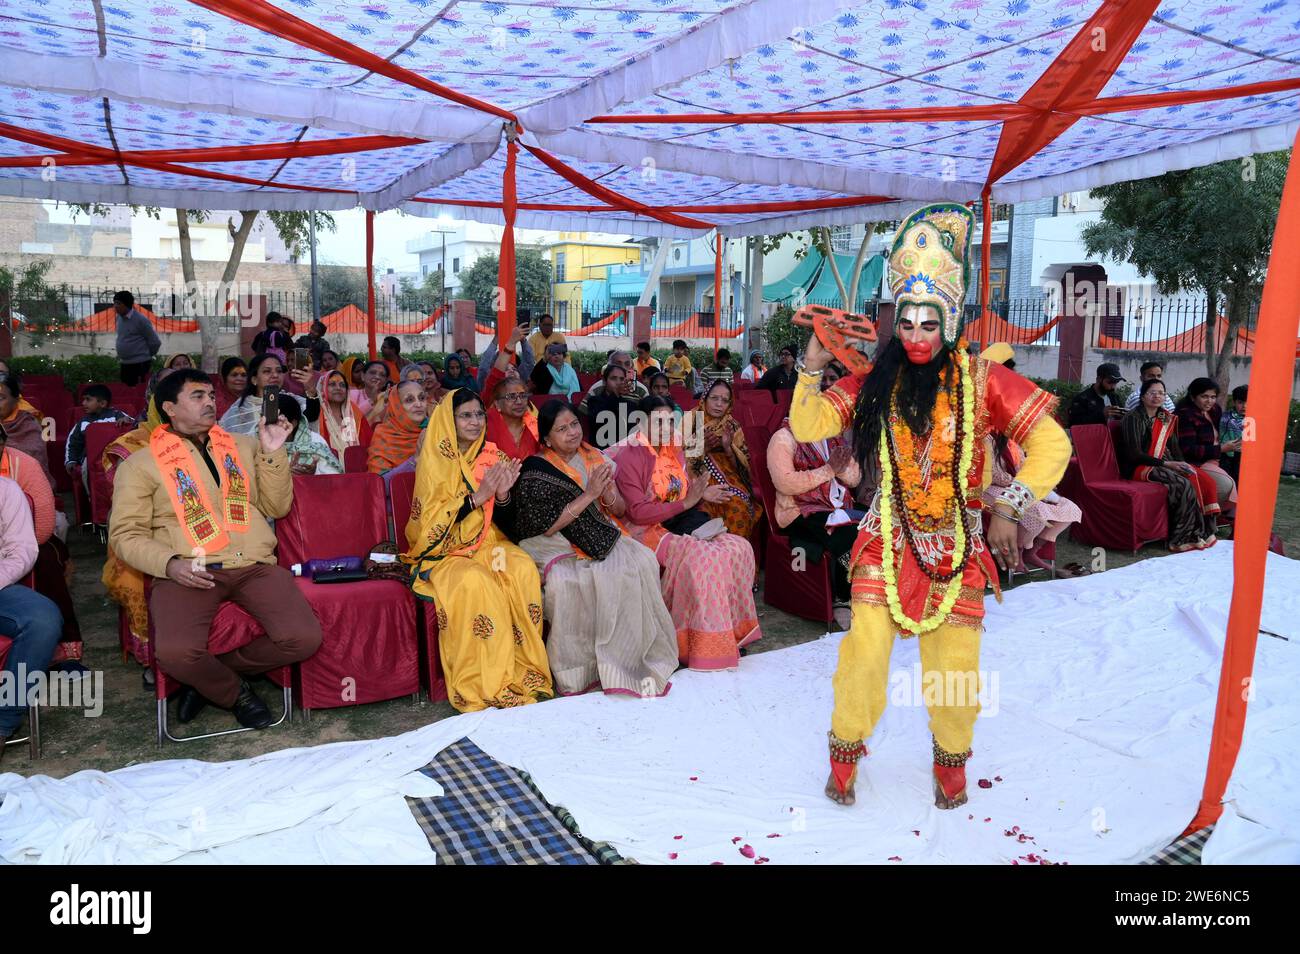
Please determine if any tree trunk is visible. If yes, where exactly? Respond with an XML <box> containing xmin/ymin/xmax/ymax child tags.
<box><xmin>1202</xmin><ymin>283</ymin><xmax>1218</xmax><ymax>379</ymax></box>
<box><xmin>816</xmin><ymin>227</ymin><xmax>850</xmax><ymax>308</ymax></box>
<box><xmin>845</xmin><ymin>226</ymin><xmax>874</xmax><ymax>311</ymax></box>
<box><xmin>207</xmin><ymin>211</ymin><xmax>259</xmax><ymax>373</ymax></box>
<box><xmin>1212</xmin><ymin>282</ymin><xmax>1250</xmax><ymax>399</ymax></box>
<box><xmin>176</xmin><ymin>210</ymin><xmax>198</xmax><ymax>360</ymax></box>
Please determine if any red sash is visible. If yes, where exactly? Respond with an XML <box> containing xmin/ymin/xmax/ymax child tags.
<box><xmin>1133</xmin><ymin>412</ymin><xmax>1176</xmax><ymax>482</ymax></box>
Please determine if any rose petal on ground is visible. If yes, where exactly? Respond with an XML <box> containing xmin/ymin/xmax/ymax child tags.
<box><xmin>740</xmin><ymin>844</ymin><xmax>756</xmax><ymax>858</ymax></box>
<box><xmin>668</xmin><ymin>853</ymin><xmax>678</xmax><ymax>860</ymax></box>
<box><xmin>978</xmin><ymin>778</ymin><xmax>993</xmax><ymax>789</ymax></box>
<box><xmin>994</xmin><ymin>775</ymin><xmax>1003</xmax><ymax>782</ymax></box>
<box><xmin>673</xmin><ymin>835</ymin><xmax>683</xmax><ymax>840</ymax></box>
<box><xmin>731</xmin><ymin>836</ymin><xmax>742</xmax><ymax>844</ymax></box>
<box><xmin>888</xmin><ymin>856</ymin><xmax>902</xmax><ymax>862</ymax></box>
<box><xmin>767</xmin><ymin>833</ymin><xmax>781</xmax><ymax>838</ymax></box>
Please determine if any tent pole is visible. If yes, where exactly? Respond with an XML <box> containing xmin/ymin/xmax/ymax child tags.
<box><xmin>979</xmin><ymin>186</ymin><xmax>992</xmax><ymax>353</ymax></box>
<box><xmin>308</xmin><ymin>211</ymin><xmax>320</xmax><ymax>323</ymax></box>
<box><xmin>1186</xmin><ymin>131</ymin><xmax>1300</xmax><ymax>834</ymax></box>
<box><xmin>496</xmin><ymin>130</ymin><xmax>519</xmax><ymax>349</ymax></box>
<box><xmin>365</xmin><ymin>210</ymin><xmax>376</xmax><ymax>361</ymax></box>
<box><xmin>714</xmin><ymin>230</ymin><xmax>723</xmax><ymax>359</ymax></box>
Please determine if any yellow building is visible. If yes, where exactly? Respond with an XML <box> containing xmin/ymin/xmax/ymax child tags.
<box><xmin>544</xmin><ymin>232</ymin><xmax>640</xmax><ymax>328</ymax></box>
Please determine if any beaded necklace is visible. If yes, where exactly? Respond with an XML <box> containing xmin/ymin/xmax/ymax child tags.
<box><xmin>877</xmin><ymin>349</ymin><xmax>976</xmax><ymax>633</ymax></box>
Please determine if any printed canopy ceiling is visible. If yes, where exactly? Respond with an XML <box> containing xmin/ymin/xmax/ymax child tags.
<box><xmin>1</xmin><ymin>0</ymin><xmax>1297</xmax><ymax>235</ymax></box>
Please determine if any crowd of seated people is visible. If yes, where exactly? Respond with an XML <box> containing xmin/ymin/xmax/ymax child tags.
<box><xmin>15</xmin><ymin>314</ymin><xmax>1239</xmax><ymax>756</ymax></box>
<box><xmin>1062</xmin><ymin>358</ymin><xmax>1242</xmax><ymax>554</ymax></box>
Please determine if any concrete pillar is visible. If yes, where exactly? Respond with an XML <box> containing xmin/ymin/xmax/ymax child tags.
<box><xmin>875</xmin><ymin>301</ymin><xmax>896</xmax><ymax>349</ymax></box>
<box><xmin>629</xmin><ymin>305</ymin><xmax>652</xmax><ymax>346</ymax></box>
<box><xmin>452</xmin><ymin>299</ymin><xmax>478</xmax><ymax>356</ymax></box>
<box><xmin>237</xmin><ymin>293</ymin><xmax>267</xmax><ymax>357</ymax></box>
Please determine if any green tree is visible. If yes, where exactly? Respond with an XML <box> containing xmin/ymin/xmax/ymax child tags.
<box><xmin>309</xmin><ymin>265</ymin><xmax>370</xmax><ymax>316</ymax></box>
<box><xmin>0</xmin><ymin>259</ymin><xmax>66</xmax><ymax>347</ymax></box>
<box><xmin>70</xmin><ymin>204</ymin><xmax>336</xmax><ymax>371</ymax></box>
<box><xmin>1081</xmin><ymin>151</ymin><xmax>1288</xmax><ymax>390</ymax></box>
<box><xmin>457</xmin><ymin>246</ymin><xmax>552</xmax><ymax>319</ymax></box>
<box><xmin>397</xmin><ymin>268</ymin><xmax>445</xmax><ymax>312</ymax></box>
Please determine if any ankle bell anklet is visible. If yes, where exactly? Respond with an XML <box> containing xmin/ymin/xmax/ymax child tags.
<box><xmin>932</xmin><ymin>737</ymin><xmax>972</xmax><ymax>767</ymax></box>
<box><xmin>828</xmin><ymin>731</ymin><xmax>867</xmax><ymax>764</ymax></box>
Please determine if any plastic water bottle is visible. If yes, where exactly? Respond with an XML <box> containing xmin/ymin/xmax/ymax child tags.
<box><xmin>291</xmin><ymin>556</ymin><xmax>365</xmax><ymax>578</ymax></box>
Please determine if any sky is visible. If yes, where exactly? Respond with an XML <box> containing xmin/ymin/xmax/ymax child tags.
<box><xmin>315</xmin><ymin>209</ymin><xmax>559</xmax><ymax>273</ymax></box>
<box><xmin>39</xmin><ymin>200</ymin><xmax>573</xmax><ymax>275</ymax></box>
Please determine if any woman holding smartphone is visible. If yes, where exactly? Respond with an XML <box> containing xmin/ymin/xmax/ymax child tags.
<box><xmin>219</xmin><ymin>353</ymin><xmax>320</xmax><ymax>436</ymax></box>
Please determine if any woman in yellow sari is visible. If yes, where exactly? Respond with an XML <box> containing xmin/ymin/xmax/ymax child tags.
<box><xmin>688</xmin><ymin>379</ymin><xmax>763</xmax><ymax>540</ymax></box>
<box><xmin>404</xmin><ymin>389</ymin><xmax>554</xmax><ymax>712</ymax></box>
<box><xmin>101</xmin><ymin>396</ymin><xmax>163</xmax><ymax>667</ymax></box>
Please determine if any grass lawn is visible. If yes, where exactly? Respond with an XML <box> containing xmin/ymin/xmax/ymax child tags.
<box><xmin>8</xmin><ymin>482</ymin><xmax>1300</xmax><ymax>780</ymax></box>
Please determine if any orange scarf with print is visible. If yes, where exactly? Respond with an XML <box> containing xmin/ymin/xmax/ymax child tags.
<box><xmin>637</xmin><ymin>431</ymin><xmax>688</xmax><ymax>503</ymax></box>
<box><xmin>150</xmin><ymin>424</ymin><xmax>251</xmax><ymax>554</ymax></box>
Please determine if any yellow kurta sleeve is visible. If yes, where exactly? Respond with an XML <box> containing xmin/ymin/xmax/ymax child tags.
<box><xmin>790</xmin><ymin>371</ymin><xmax>856</xmax><ymax>443</ymax></box>
<box><xmin>1007</xmin><ymin>414</ymin><xmax>1071</xmax><ymax>501</ymax></box>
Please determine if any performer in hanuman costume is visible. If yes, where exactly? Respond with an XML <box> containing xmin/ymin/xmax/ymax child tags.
<box><xmin>791</xmin><ymin>203</ymin><xmax>1071</xmax><ymax>809</ymax></box>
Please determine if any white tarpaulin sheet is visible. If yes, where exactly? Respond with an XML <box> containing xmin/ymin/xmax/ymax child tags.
<box><xmin>2</xmin><ymin>542</ymin><xmax>1296</xmax><ymax>865</ymax></box>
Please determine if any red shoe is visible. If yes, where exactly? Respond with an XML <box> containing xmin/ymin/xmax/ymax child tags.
<box><xmin>932</xmin><ymin>738</ymin><xmax>971</xmax><ymax>809</ymax></box>
<box><xmin>932</xmin><ymin>763</ymin><xmax>968</xmax><ymax>809</ymax></box>
<box><xmin>828</xmin><ymin>731</ymin><xmax>867</xmax><ymax>800</ymax></box>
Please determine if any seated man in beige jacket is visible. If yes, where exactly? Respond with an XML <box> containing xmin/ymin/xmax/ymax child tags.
<box><xmin>109</xmin><ymin>368</ymin><xmax>322</xmax><ymax>729</ymax></box>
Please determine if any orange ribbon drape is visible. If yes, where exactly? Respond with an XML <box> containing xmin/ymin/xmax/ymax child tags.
<box><xmin>1186</xmin><ymin>131</ymin><xmax>1300</xmax><ymax>833</ymax></box>
<box><xmin>497</xmin><ymin>134</ymin><xmax>519</xmax><ymax>348</ymax></box>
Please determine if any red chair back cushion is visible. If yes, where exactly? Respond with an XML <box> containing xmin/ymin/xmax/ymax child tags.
<box><xmin>389</xmin><ymin>469</ymin><xmax>417</xmax><ymax>553</ymax></box>
<box><xmin>343</xmin><ymin>445</ymin><xmax>368</xmax><ymax>473</ymax></box>
<box><xmin>275</xmin><ymin>473</ymin><xmax>388</xmax><ymax>566</ymax></box>
<box><xmin>1070</xmin><ymin>424</ymin><xmax>1121</xmax><ymax>482</ymax></box>
<box><xmin>741</xmin><ymin>423</ymin><xmax>787</xmax><ymax>538</ymax></box>
<box><xmin>86</xmin><ymin>420</ymin><xmax>137</xmax><ymax>525</ymax></box>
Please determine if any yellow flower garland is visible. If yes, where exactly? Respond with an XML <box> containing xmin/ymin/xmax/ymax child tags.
<box><xmin>878</xmin><ymin>349</ymin><xmax>976</xmax><ymax>634</ymax></box>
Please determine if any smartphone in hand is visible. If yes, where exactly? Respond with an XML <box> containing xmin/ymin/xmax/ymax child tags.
<box><xmin>293</xmin><ymin>348</ymin><xmax>311</xmax><ymax>371</ymax></box>
<box><xmin>263</xmin><ymin>385</ymin><xmax>281</xmax><ymax>425</ymax></box>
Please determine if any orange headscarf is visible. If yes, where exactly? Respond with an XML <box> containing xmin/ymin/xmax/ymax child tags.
<box><xmin>367</xmin><ymin>383</ymin><xmax>426</xmax><ymax>473</ymax></box>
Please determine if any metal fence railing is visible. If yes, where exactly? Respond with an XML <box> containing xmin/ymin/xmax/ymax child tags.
<box><xmin>1</xmin><ymin>287</ymin><xmax>750</xmax><ymax>341</ymax></box>
<box><xmin>7</xmin><ymin>286</ymin><xmax>1257</xmax><ymax>358</ymax></box>
<box><xmin>959</xmin><ymin>296</ymin><xmax>1261</xmax><ymax>357</ymax></box>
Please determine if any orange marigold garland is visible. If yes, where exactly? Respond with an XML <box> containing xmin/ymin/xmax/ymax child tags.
<box><xmin>878</xmin><ymin>349</ymin><xmax>976</xmax><ymax>634</ymax></box>
<box><xmin>892</xmin><ymin>389</ymin><xmax>956</xmax><ymax>527</ymax></box>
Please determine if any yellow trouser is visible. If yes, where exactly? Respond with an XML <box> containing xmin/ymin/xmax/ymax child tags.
<box><xmin>831</xmin><ymin>603</ymin><xmax>982</xmax><ymax>758</ymax></box>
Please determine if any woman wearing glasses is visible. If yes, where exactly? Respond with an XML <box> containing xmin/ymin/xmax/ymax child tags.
<box><xmin>404</xmin><ymin>389</ymin><xmax>553</xmax><ymax>711</ymax></box>
<box><xmin>498</xmin><ymin>401</ymin><xmax>677</xmax><ymax>698</ymax></box>
<box><xmin>484</xmin><ymin>368</ymin><xmax>540</xmax><ymax>461</ymax></box>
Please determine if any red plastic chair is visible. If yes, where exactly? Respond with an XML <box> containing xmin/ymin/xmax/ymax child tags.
<box><xmin>744</xmin><ymin>421</ymin><xmax>835</xmax><ymax>626</ymax></box>
<box><xmin>529</xmin><ymin>392</ymin><xmax>572</xmax><ymax>412</ymax></box>
<box><xmin>273</xmin><ymin>473</ymin><xmax>420</xmax><ymax>712</ymax></box>
<box><xmin>669</xmin><ymin>386</ymin><xmax>698</xmax><ymax>411</ymax></box>
<box><xmin>343</xmin><ymin>445</ymin><xmax>368</xmax><ymax>473</ymax></box>
<box><xmin>1058</xmin><ymin>424</ymin><xmax>1167</xmax><ymax>552</ymax></box>
<box><xmin>734</xmin><ymin>389</ymin><xmax>775</xmax><ymax>428</ymax></box>
<box><xmin>86</xmin><ymin>420</ymin><xmax>136</xmax><ymax>527</ymax></box>
<box><xmin>388</xmin><ymin>468</ymin><xmax>448</xmax><ymax>702</ymax></box>
<box><xmin>0</xmin><ymin>636</ymin><xmax>39</xmax><ymax>759</ymax></box>
<box><xmin>1</xmin><ymin>513</ymin><xmax>42</xmax><ymax>758</ymax></box>
<box><xmin>149</xmin><ymin>589</ymin><xmax>294</xmax><ymax>746</ymax></box>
